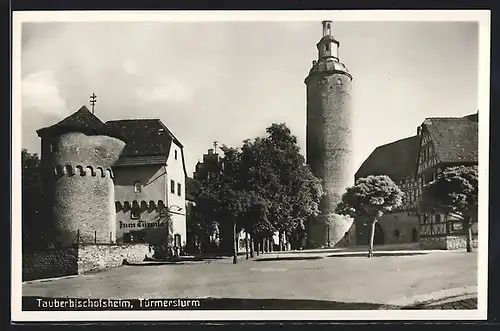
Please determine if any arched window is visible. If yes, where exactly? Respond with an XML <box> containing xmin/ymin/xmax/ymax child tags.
<box><xmin>131</xmin><ymin>207</ymin><xmax>140</xmax><ymax>220</ymax></box>
<box><xmin>393</xmin><ymin>229</ymin><xmax>400</xmax><ymax>238</ymax></box>
<box><xmin>134</xmin><ymin>181</ymin><xmax>142</xmax><ymax>193</ymax></box>
<box><xmin>131</xmin><ymin>201</ymin><xmax>141</xmax><ymax>220</ymax></box>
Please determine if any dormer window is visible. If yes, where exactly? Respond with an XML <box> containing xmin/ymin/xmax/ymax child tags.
<box><xmin>133</xmin><ymin>181</ymin><xmax>142</xmax><ymax>193</ymax></box>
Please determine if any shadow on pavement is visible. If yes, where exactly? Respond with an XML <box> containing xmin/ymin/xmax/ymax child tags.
<box><xmin>327</xmin><ymin>252</ymin><xmax>428</xmax><ymax>258</ymax></box>
<box><xmin>254</xmin><ymin>256</ymin><xmax>324</xmax><ymax>262</ymax></box>
<box><xmin>22</xmin><ymin>296</ymin><xmax>384</xmax><ymax>310</ymax></box>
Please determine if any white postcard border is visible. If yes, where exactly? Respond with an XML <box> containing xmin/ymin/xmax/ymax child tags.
<box><xmin>11</xmin><ymin>9</ymin><xmax>491</xmax><ymax>322</ymax></box>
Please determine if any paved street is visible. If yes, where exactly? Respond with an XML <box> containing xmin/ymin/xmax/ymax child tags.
<box><xmin>23</xmin><ymin>250</ymin><xmax>477</xmax><ymax>308</ymax></box>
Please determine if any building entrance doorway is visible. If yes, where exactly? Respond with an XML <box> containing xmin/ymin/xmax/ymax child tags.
<box><xmin>374</xmin><ymin>223</ymin><xmax>385</xmax><ymax>245</ymax></box>
<box><xmin>412</xmin><ymin>228</ymin><xmax>418</xmax><ymax>242</ymax></box>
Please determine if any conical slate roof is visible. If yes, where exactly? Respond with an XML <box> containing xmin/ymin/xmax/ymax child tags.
<box><xmin>36</xmin><ymin>105</ymin><xmax>125</xmax><ymax>141</ymax></box>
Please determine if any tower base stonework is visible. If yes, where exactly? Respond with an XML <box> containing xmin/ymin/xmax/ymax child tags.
<box><xmin>308</xmin><ymin>213</ymin><xmax>354</xmax><ymax>248</ymax></box>
<box><xmin>305</xmin><ymin>21</ymin><xmax>354</xmax><ymax>248</ymax></box>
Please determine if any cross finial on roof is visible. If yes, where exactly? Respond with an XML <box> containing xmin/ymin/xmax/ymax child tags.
<box><xmin>213</xmin><ymin>140</ymin><xmax>218</xmax><ymax>151</ymax></box>
<box><xmin>90</xmin><ymin>92</ymin><xmax>97</xmax><ymax>115</ymax></box>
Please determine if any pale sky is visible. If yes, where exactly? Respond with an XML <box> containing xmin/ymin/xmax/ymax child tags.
<box><xmin>20</xmin><ymin>20</ymin><xmax>479</xmax><ymax>180</ymax></box>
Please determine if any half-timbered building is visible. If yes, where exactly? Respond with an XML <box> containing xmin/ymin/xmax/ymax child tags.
<box><xmin>416</xmin><ymin>112</ymin><xmax>478</xmax><ymax>249</ymax></box>
<box><xmin>349</xmin><ymin>112</ymin><xmax>478</xmax><ymax>250</ymax></box>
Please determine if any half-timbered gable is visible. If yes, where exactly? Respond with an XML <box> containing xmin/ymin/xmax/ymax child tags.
<box><xmin>416</xmin><ymin>113</ymin><xmax>478</xmax><ymax>246</ymax></box>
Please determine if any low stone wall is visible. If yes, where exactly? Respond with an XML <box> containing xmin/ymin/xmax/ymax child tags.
<box><xmin>446</xmin><ymin>235</ymin><xmax>478</xmax><ymax>250</ymax></box>
<box><xmin>22</xmin><ymin>248</ymin><xmax>78</xmax><ymax>282</ymax></box>
<box><xmin>23</xmin><ymin>244</ymin><xmax>152</xmax><ymax>281</ymax></box>
<box><xmin>419</xmin><ymin>237</ymin><xmax>447</xmax><ymax>250</ymax></box>
<box><xmin>420</xmin><ymin>235</ymin><xmax>478</xmax><ymax>250</ymax></box>
<box><xmin>78</xmin><ymin>243</ymin><xmax>151</xmax><ymax>274</ymax></box>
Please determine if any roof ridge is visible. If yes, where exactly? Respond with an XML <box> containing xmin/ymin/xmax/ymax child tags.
<box><xmin>424</xmin><ymin>116</ymin><xmax>476</xmax><ymax>121</ymax></box>
<box><xmin>373</xmin><ymin>135</ymin><xmax>420</xmax><ymax>150</ymax></box>
<box><xmin>105</xmin><ymin>118</ymin><xmax>161</xmax><ymax>123</ymax></box>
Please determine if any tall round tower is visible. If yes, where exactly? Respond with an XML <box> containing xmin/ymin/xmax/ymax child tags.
<box><xmin>37</xmin><ymin>106</ymin><xmax>126</xmax><ymax>247</ymax></box>
<box><xmin>305</xmin><ymin>21</ymin><xmax>354</xmax><ymax>248</ymax></box>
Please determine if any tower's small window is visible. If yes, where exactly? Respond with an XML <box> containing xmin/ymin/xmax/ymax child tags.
<box><xmin>177</xmin><ymin>183</ymin><xmax>182</xmax><ymax>196</ymax></box>
<box><xmin>174</xmin><ymin>150</ymin><xmax>178</xmax><ymax>160</ymax></box>
<box><xmin>131</xmin><ymin>207</ymin><xmax>141</xmax><ymax>220</ymax></box>
<box><xmin>133</xmin><ymin>181</ymin><xmax>141</xmax><ymax>193</ymax></box>
<box><xmin>49</xmin><ymin>144</ymin><xmax>53</xmax><ymax>152</ymax></box>
<box><xmin>170</xmin><ymin>180</ymin><xmax>175</xmax><ymax>194</ymax></box>
<box><xmin>325</xmin><ymin>43</ymin><xmax>330</xmax><ymax>52</ymax></box>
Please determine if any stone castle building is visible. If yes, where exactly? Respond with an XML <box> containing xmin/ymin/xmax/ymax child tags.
<box><xmin>36</xmin><ymin>105</ymin><xmax>188</xmax><ymax>250</ymax></box>
<box><xmin>305</xmin><ymin>20</ymin><xmax>354</xmax><ymax>247</ymax></box>
<box><xmin>352</xmin><ymin>112</ymin><xmax>478</xmax><ymax>249</ymax></box>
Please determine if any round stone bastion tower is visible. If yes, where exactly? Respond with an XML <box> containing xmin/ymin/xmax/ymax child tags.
<box><xmin>37</xmin><ymin>106</ymin><xmax>126</xmax><ymax>247</ymax></box>
<box><xmin>305</xmin><ymin>21</ymin><xmax>354</xmax><ymax>248</ymax></box>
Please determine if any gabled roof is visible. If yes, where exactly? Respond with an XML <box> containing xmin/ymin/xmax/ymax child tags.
<box><xmin>185</xmin><ymin>177</ymin><xmax>199</xmax><ymax>202</ymax></box>
<box><xmin>463</xmin><ymin>112</ymin><xmax>478</xmax><ymax>122</ymax></box>
<box><xmin>422</xmin><ymin>115</ymin><xmax>478</xmax><ymax>163</ymax></box>
<box><xmin>113</xmin><ymin>155</ymin><xmax>167</xmax><ymax>167</ymax></box>
<box><xmin>355</xmin><ymin>135</ymin><xmax>421</xmax><ymax>182</ymax></box>
<box><xmin>104</xmin><ymin>119</ymin><xmax>183</xmax><ymax>158</ymax></box>
<box><xmin>36</xmin><ymin>106</ymin><xmax>124</xmax><ymax>140</ymax></box>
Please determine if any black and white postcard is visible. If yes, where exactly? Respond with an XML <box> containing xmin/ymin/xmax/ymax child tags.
<box><xmin>11</xmin><ymin>10</ymin><xmax>490</xmax><ymax>322</ymax></box>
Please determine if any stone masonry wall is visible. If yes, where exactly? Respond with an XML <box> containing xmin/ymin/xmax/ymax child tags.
<box><xmin>419</xmin><ymin>237</ymin><xmax>447</xmax><ymax>250</ymax></box>
<box><xmin>420</xmin><ymin>235</ymin><xmax>478</xmax><ymax>250</ymax></box>
<box><xmin>306</xmin><ymin>70</ymin><xmax>353</xmax><ymax>247</ymax></box>
<box><xmin>78</xmin><ymin>244</ymin><xmax>152</xmax><ymax>274</ymax></box>
<box><xmin>49</xmin><ymin>132</ymin><xmax>125</xmax><ymax>246</ymax></box>
<box><xmin>53</xmin><ymin>171</ymin><xmax>113</xmax><ymax>245</ymax></box>
<box><xmin>22</xmin><ymin>244</ymin><xmax>152</xmax><ymax>281</ymax></box>
<box><xmin>446</xmin><ymin>235</ymin><xmax>478</xmax><ymax>250</ymax></box>
<box><xmin>22</xmin><ymin>248</ymin><xmax>78</xmax><ymax>281</ymax></box>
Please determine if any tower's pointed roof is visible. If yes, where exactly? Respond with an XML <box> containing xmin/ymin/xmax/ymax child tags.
<box><xmin>53</xmin><ymin>105</ymin><xmax>102</xmax><ymax>129</ymax></box>
<box><xmin>36</xmin><ymin>105</ymin><xmax>125</xmax><ymax>141</ymax></box>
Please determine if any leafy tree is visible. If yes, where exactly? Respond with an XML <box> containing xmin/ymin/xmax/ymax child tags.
<box><xmin>21</xmin><ymin>149</ymin><xmax>43</xmax><ymax>252</ymax></box>
<box><xmin>419</xmin><ymin>165</ymin><xmax>478</xmax><ymax>252</ymax></box>
<box><xmin>186</xmin><ymin>178</ymin><xmax>218</xmax><ymax>254</ymax></box>
<box><xmin>196</xmin><ymin>146</ymin><xmax>250</xmax><ymax>263</ymax></box>
<box><xmin>336</xmin><ymin>175</ymin><xmax>403</xmax><ymax>257</ymax></box>
<box><xmin>193</xmin><ymin>123</ymin><xmax>323</xmax><ymax>260</ymax></box>
<box><xmin>240</xmin><ymin>123</ymin><xmax>323</xmax><ymax>250</ymax></box>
